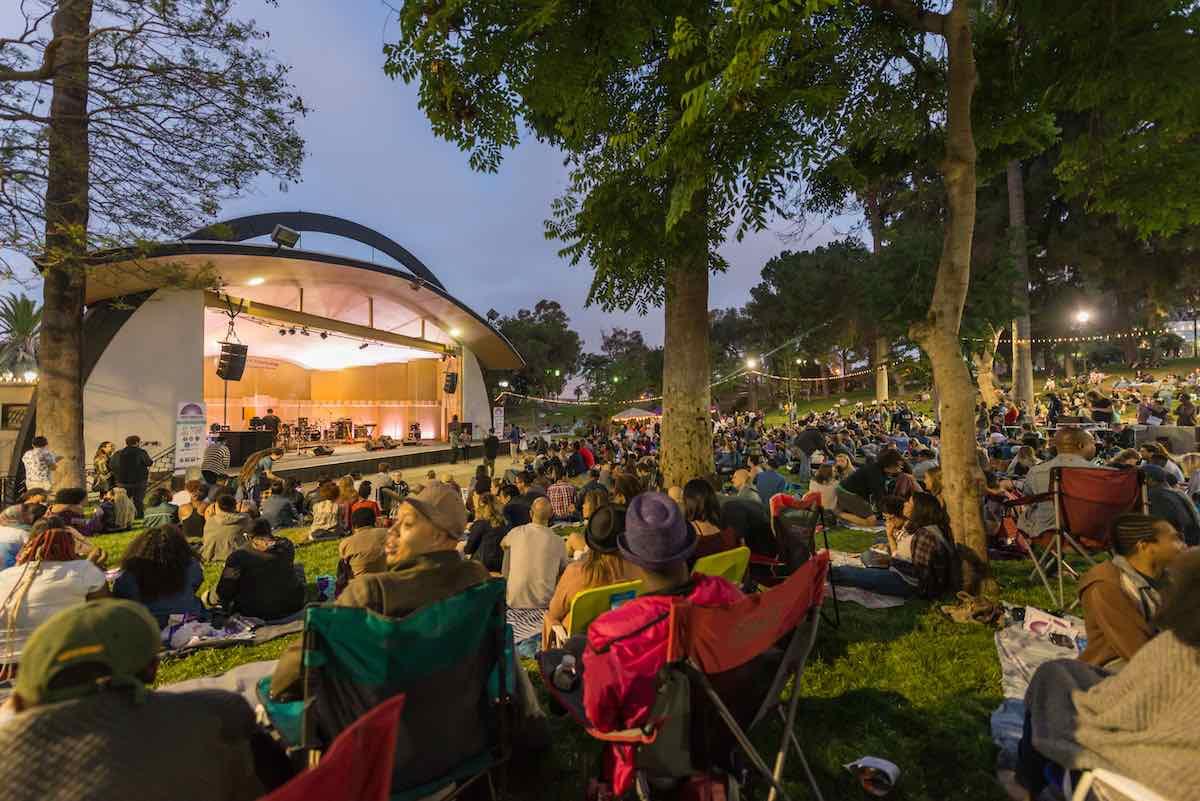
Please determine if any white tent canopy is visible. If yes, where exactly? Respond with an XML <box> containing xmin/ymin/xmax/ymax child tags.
<box><xmin>612</xmin><ymin>407</ymin><xmax>661</xmax><ymax>421</ymax></box>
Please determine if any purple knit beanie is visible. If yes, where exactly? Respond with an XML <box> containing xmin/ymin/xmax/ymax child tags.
<box><xmin>618</xmin><ymin>492</ymin><xmax>696</xmax><ymax>571</ymax></box>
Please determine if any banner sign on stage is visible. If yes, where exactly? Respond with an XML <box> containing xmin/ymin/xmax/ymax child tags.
<box><xmin>492</xmin><ymin>406</ymin><xmax>505</xmax><ymax>435</ymax></box>
<box><xmin>174</xmin><ymin>401</ymin><xmax>208</xmax><ymax>472</ymax></box>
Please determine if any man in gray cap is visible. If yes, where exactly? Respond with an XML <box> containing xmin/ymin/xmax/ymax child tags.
<box><xmin>271</xmin><ymin>480</ymin><xmax>486</xmax><ymax>698</ymax></box>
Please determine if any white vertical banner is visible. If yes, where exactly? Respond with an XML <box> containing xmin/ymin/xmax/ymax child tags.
<box><xmin>492</xmin><ymin>406</ymin><xmax>505</xmax><ymax>435</ymax></box>
<box><xmin>174</xmin><ymin>401</ymin><xmax>208</xmax><ymax>472</ymax></box>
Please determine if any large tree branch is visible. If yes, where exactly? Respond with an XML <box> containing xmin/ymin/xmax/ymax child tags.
<box><xmin>858</xmin><ymin>0</ymin><xmax>946</xmax><ymax>36</ymax></box>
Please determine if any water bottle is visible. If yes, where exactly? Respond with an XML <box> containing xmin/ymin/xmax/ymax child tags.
<box><xmin>552</xmin><ymin>654</ymin><xmax>579</xmax><ymax>692</ymax></box>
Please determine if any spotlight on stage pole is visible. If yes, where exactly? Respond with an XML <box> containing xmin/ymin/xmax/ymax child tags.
<box><xmin>270</xmin><ymin>224</ymin><xmax>301</xmax><ymax>248</ymax></box>
<box><xmin>359</xmin><ymin>342</ymin><xmax>369</xmax><ymax>350</ymax></box>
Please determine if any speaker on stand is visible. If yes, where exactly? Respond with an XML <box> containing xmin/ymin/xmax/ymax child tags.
<box><xmin>217</xmin><ymin>342</ymin><xmax>248</xmax><ymax>427</ymax></box>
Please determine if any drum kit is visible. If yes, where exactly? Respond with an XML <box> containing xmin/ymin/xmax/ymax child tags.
<box><xmin>276</xmin><ymin>415</ymin><xmax>393</xmax><ymax>456</ymax></box>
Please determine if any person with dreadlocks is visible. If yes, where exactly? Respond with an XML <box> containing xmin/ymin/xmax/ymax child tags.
<box><xmin>238</xmin><ymin>447</ymin><xmax>284</xmax><ymax>505</ymax></box>
<box><xmin>1076</xmin><ymin>513</ymin><xmax>1184</xmax><ymax>672</ymax></box>
<box><xmin>112</xmin><ymin>525</ymin><xmax>206</xmax><ymax>627</ymax></box>
<box><xmin>0</xmin><ymin>528</ymin><xmax>109</xmax><ymax>670</ymax></box>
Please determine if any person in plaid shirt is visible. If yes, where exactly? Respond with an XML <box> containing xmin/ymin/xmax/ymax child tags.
<box><xmin>545</xmin><ymin>466</ymin><xmax>578</xmax><ymax>522</ymax></box>
<box><xmin>828</xmin><ymin>492</ymin><xmax>958</xmax><ymax>599</ymax></box>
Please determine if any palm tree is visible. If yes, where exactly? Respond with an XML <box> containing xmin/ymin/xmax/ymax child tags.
<box><xmin>0</xmin><ymin>293</ymin><xmax>41</xmax><ymax>376</ymax></box>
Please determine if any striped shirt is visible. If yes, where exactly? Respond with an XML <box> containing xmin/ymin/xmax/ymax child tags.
<box><xmin>201</xmin><ymin>442</ymin><xmax>231</xmax><ymax>474</ymax></box>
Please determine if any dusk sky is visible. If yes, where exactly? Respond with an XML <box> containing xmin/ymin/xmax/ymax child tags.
<box><xmin>2</xmin><ymin>1</ymin><xmax>860</xmax><ymax>354</ymax></box>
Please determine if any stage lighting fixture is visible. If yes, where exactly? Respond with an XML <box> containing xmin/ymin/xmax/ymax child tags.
<box><xmin>359</xmin><ymin>342</ymin><xmax>369</xmax><ymax>350</ymax></box>
<box><xmin>270</xmin><ymin>224</ymin><xmax>301</xmax><ymax>248</ymax></box>
<box><xmin>320</xmin><ymin>332</ymin><xmax>328</xmax><ymax>340</ymax></box>
<box><xmin>246</xmin><ymin>276</ymin><xmax>266</xmax><ymax>286</ymax></box>
<box><xmin>301</xmin><ymin>328</ymin><xmax>310</xmax><ymax>336</ymax></box>
<box><xmin>278</xmin><ymin>329</ymin><xmax>286</xmax><ymax>336</ymax></box>
<box><xmin>448</xmin><ymin>327</ymin><xmax>462</xmax><ymax>338</ymax></box>
<box><xmin>410</xmin><ymin>280</ymin><xmax>422</xmax><ymax>292</ymax></box>
<box><xmin>288</xmin><ymin>327</ymin><xmax>296</xmax><ymax>335</ymax></box>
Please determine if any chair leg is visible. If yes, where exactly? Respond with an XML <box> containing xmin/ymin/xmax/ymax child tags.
<box><xmin>777</xmin><ymin>707</ymin><xmax>826</xmax><ymax>801</ymax></box>
<box><xmin>1023</xmin><ymin>537</ymin><xmax>1060</xmax><ymax>609</ymax></box>
<box><xmin>821</xmin><ymin>529</ymin><xmax>840</xmax><ymax>629</ymax></box>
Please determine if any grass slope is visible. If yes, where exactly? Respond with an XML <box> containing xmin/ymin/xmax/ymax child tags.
<box><xmin>91</xmin><ymin>522</ymin><xmax>1074</xmax><ymax>799</ymax></box>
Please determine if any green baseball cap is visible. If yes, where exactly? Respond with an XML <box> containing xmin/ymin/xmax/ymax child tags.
<box><xmin>15</xmin><ymin>599</ymin><xmax>161</xmax><ymax>706</ymax></box>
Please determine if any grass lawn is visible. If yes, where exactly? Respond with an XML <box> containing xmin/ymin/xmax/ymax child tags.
<box><xmin>89</xmin><ymin>520</ymin><xmax>1076</xmax><ymax>800</ymax></box>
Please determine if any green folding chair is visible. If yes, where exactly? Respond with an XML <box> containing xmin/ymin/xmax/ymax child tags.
<box><xmin>693</xmin><ymin>546</ymin><xmax>752</xmax><ymax>585</ymax></box>
<box><xmin>259</xmin><ymin>579</ymin><xmax>514</xmax><ymax>801</ymax></box>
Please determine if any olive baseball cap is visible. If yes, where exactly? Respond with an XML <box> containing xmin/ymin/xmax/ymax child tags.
<box><xmin>15</xmin><ymin>599</ymin><xmax>161</xmax><ymax>706</ymax></box>
<box><xmin>403</xmin><ymin>481</ymin><xmax>468</xmax><ymax>538</ymax></box>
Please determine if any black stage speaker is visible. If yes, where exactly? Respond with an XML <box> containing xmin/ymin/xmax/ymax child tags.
<box><xmin>443</xmin><ymin>372</ymin><xmax>458</xmax><ymax>394</ymax></box>
<box><xmin>216</xmin><ymin>342</ymin><xmax>248</xmax><ymax>381</ymax></box>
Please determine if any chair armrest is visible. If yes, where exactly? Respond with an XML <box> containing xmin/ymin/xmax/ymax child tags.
<box><xmin>1003</xmin><ymin>493</ymin><xmax>1054</xmax><ymax>509</ymax></box>
<box><xmin>585</xmin><ymin>726</ymin><xmax>660</xmax><ymax>745</ymax></box>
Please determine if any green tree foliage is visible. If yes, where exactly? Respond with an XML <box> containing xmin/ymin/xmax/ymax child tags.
<box><xmin>0</xmin><ymin>293</ymin><xmax>41</xmax><ymax>375</ymax></box>
<box><xmin>492</xmin><ymin>300</ymin><xmax>582</xmax><ymax>398</ymax></box>
<box><xmin>579</xmin><ymin>328</ymin><xmax>664</xmax><ymax>402</ymax></box>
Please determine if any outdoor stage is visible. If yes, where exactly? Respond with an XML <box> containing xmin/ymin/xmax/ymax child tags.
<box><xmin>232</xmin><ymin>440</ymin><xmax>482</xmax><ymax>484</ymax></box>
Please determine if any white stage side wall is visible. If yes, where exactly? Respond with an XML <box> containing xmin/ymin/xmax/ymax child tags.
<box><xmin>462</xmin><ymin>348</ymin><xmax>491</xmax><ymax>437</ymax></box>
<box><xmin>84</xmin><ymin>289</ymin><xmax>204</xmax><ymax>459</ymax></box>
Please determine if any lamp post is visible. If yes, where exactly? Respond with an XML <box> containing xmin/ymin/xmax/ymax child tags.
<box><xmin>745</xmin><ymin>357</ymin><xmax>759</xmax><ymax>412</ymax></box>
<box><xmin>1070</xmin><ymin>309</ymin><xmax>1092</xmax><ymax>377</ymax></box>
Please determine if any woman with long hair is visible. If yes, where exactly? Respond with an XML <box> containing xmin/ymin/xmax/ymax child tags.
<box><xmin>237</xmin><ymin>447</ymin><xmax>284</xmax><ymax>503</ymax></box>
<box><xmin>542</xmin><ymin>505</ymin><xmax>633</xmax><ymax>650</ymax></box>
<box><xmin>0</xmin><ymin>528</ymin><xmax>109</xmax><ymax>671</ymax></box>
<box><xmin>829</xmin><ymin>492</ymin><xmax>958</xmax><ymax>599</ymax></box>
<box><xmin>113</xmin><ymin>525</ymin><xmax>206</xmax><ymax>626</ymax></box>
<box><xmin>464</xmin><ymin>492</ymin><xmax>507</xmax><ymax>572</ymax></box>
<box><xmin>92</xmin><ymin>441</ymin><xmax>115</xmax><ymax>493</ymax></box>
<box><xmin>683</xmin><ymin>478</ymin><xmax>740</xmax><ymax>559</ymax></box>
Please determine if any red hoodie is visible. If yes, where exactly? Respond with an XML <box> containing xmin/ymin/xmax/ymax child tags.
<box><xmin>583</xmin><ymin>574</ymin><xmax>743</xmax><ymax>795</ymax></box>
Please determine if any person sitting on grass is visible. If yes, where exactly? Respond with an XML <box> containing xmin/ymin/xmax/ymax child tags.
<box><xmin>1016</xmin><ymin>549</ymin><xmax>1200</xmax><ymax>801</ymax></box>
<box><xmin>730</xmin><ymin>468</ymin><xmax>761</xmax><ymax>504</ymax></box>
<box><xmin>501</xmin><ymin>497</ymin><xmax>568</xmax><ymax>611</ymax></box>
<box><xmin>1141</xmin><ymin>464</ymin><xmax>1200</xmax><ymax>547</ymax></box>
<box><xmin>828</xmin><ymin>493</ymin><xmax>958</xmax><ymax>599</ymax></box>
<box><xmin>98</xmin><ymin>487</ymin><xmax>137</xmax><ymax>533</ymax></box>
<box><xmin>0</xmin><ymin>504</ymin><xmax>33</xmax><ymax>568</ymax></box>
<box><xmin>113</xmin><ymin>525</ymin><xmax>206</xmax><ymax>627</ymax></box>
<box><xmin>351</xmin><ymin>480</ymin><xmax>382</xmax><ymax>519</ymax></box>
<box><xmin>199</xmin><ymin>493</ymin><xmax>253</xmax><ymax>562</ymax></box>
<box><xmin>1077</xmin><ymin>514</ymin><xmax>1183</xmax><ymax>672</ymax></box>
<box><xmin>835</xmin><ymin>449</ymin><xmax>906</xmax><ymax>527</ymax></box>
<box><xmin>464</xmin><ymin>492</ymin><xmax>508</xmax><ymax>574</ymax></box>
<box><xmin>582</xmin><ymin>492</ymin><xmax>743</xmax><ymax>798</ymax></box>
<box><xmin>259</xmin><ymin>479</ymin><xmax>300</xmax><ymax>531</ymax></box>
<box><xmin>0</xmin><ymin>528</ymin><xmax>109</xmax><ymax>669</ymax></box>
<box><xmin>684</xmin><ymin>478</ymin><xmax>741</xmax><ymax>559</ymax></box>
<box><xmin>140</xmin><ymin>488</ymin><xmax>179</xmax><ymax>531</ymax></box>
<box><xmin>307</xmin><ymin>480</ymin><xmax>344</xmax><ymax>541</ymax></box>
<box><xmin>0</xmin><ymin>599</ymin><xmax>277</xmax><ymax>801</ymax></box>
<box><xmin>337</xmin><ymin>506</ymin><xmax>389</xmax><ymax>590</ymax></box>
<box><xmin>46</xmin><ymin>487</ymin><xmax>107</xmax><ymax>537</ymax></box>
<box><xmin>542</xmin><ymin>504</ymin><xmax>634</xmax><ymax>651</ymax></box>
<box><xmin>546</xmin><ymin>466</ymin><xmax>579</xmax><ymax>523</ymax></box>
<box><xmin>213</xmin><ymin>519</ymin><xmax>305</xmax><ymax>621</ymax></box>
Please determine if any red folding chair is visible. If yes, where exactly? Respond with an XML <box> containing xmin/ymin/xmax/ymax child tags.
<box><xmin>768</xmin><ymin>493</ymin><xmax>841</xmax><ymax>627</ymax></box>
<box><xmin>261</xmin><ymin>693</ymin><xmax>406</xmax><ymax>801</ymax></box>
<box><xmin>1008</xmin><ymin>467</ymin><xmax>1145</xmax><ymax>608</ymax></box>
<box><xmin>543</xmin><ymin>552</ymin><xmax>830</xmax><ymax>801</ymax></box>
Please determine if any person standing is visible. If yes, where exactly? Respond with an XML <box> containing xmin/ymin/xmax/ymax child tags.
<box><xmin>21</xmin><ymin>436</ymin><xmax>59</xmax><ymax>492</ymax></box>
<box><xmin>448</xmin><ymin>414</ymin><xmax>461</xmax><ymax>464</ymax></box>
<box><xmin>110</xmin><ymin>436</ymin><xmax>153</xmax><ymax>519</ymax></box>
<box><xmin>508</xmin><ymin>424</ymin><xmax>521</xmax><ymax>462</ymax></box>
<box><xmin>91</xmin><ymin>441</ymin><xmax>115</xmax><ymax>493</ymax></box>
<box><xmin>261</xmin><ymin>408</ymin><xmax>282</xmax><ymax>440</ymax></box>
<box><xmin>200</xmin><ymin>435</ymin><xmax>231</xmax><ymax>489</ymax></box>
<box><xmin>483</xmin><ymin>428</ymin><xmax>500</xmax><ymax>477</ymax></box>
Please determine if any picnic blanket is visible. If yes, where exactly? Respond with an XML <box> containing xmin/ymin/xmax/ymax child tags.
<box><xmin>160</xmin><ymin>611</ymin><xmax>305</xmax><ymax>658</ymax></box>
<box><xmin>990</xmin><ymin>610</ymin><xmax>1086</xmax><ymax>766</ymax></box>
<box><xmin>823</xmin><ymin>549</ymin><xmax>907</xmax><ymax>609</ymax></box>
<box><xmin>159</xmin><ymin>659</ymin><xmax>278</xmax><ymax>711</ymax></box>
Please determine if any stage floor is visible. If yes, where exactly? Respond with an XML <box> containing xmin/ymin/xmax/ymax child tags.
<box><xmin>227</xmin><ymin>440</ymin><xmax>482</xmax><ymax>483</ymax></box>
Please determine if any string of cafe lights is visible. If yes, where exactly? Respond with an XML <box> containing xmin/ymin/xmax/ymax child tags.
<box><xmin>962</xmin><ymin>327</ymin><xmax>1168</xmax><ymax>346</ymax></box>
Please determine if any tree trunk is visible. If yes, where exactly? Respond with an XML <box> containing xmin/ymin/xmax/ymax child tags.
<box><xmin>1006</xmin><ymin>160</ymin><xmax>1035</xmax><ymax>411</ymax></box>
<box><xmin>660</xmin><ymin>236</ymin><xmax>713</xmax><ymax>488</ymax></box>
<box><xmin>874</xmin><ymin>336</ymin><xmax>890</xmax><ymax>402</ymax></box>
<box><xmin>1064</xmin><ymin>351</ymin><xmax>1075</xmax><ymax>380</ymax></box>
<box><xmin>909</xmin><ymin>1</ymin><xmax>990</xmax><ymax>593</ymax></box>
<box><xmin>38</xmin><ymin>0</ymin><xmax>93</xmax><ymax>491</ymax></box>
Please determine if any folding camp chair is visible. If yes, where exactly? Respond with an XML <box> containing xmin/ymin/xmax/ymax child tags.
<box><xmin>1006</xmin><ymin>467</ymin><xmax>1146</xmax><ymax>608</ymax></box>
<box><xmin>550</xmin><ymin>579</ymin><xmax>644</xmax><ymax>649</ymax></box>
<box><xmin>763</xmin><ymin>493</ymin><xmax>841</xmax><ymax>628</ymax></box>
<box><xmin>261</xmin><ymin>693</ymin><xmax>407</xmax><ymax>801</ymax></box>
<box><xmin>543</xmin><ymin>552</ymin><xmax>830</xmax><ymax>801</ymax></box>
<box><xmin>1069</xmin><ymin>769</ymin><xmax>1170</xmax><ymax>801</ymax></box>
<box><xmin>693</xmin><ymin>546</ymin><xmax>751</xmax><ymax>585</ymax></box>
<box><xmin>258</xmin><ymin>579</ymin><xmax>515</xmax><ymax>801</ymax></box>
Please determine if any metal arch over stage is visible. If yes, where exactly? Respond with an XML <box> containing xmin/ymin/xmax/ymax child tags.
<box><xmin>185</xmin><ymin>211</ymin><xmax>446</xmax><ymax>290</ymax></box>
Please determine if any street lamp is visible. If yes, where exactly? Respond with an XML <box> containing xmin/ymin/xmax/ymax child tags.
<box><xmin>1074</xmin><ymin>309</ymin><xmax>1092</xmax><ymax>325</ymax></box>
<box><xmin>745</xmin><ymin>357</ymin><xmax>759</xmax><ymax>369</ymax></box>
<box><xmin>498</xmin><ymin>380</ymin><xmax>510</xmax><ymax>388</ymax></box>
